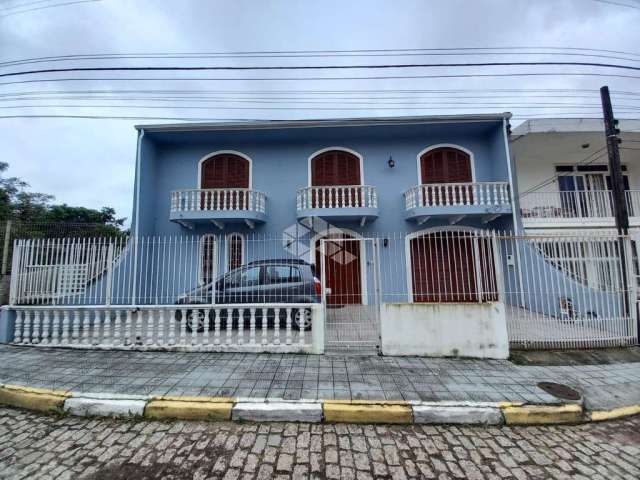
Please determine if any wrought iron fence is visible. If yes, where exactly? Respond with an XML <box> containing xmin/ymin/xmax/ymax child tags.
<box><xmin>7</xmin><ymin>229</ymin><xmax>639</xmax><ymax>350</ymax></box>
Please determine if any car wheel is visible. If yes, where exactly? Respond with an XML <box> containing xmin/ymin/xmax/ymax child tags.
<box><xmin>292</xmin><ymin>308</ymin><xmax>313</xmax><ymax>331</ymax></box>
<box><xmin>185</xmin><ymin>309</ymin><xmax>206</xmax><ymax>333</ymax></box>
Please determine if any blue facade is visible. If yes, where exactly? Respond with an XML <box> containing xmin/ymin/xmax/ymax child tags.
<box><xmin>132</xmin><ymin>115</ymin><xmax>516</xmax><ymax>239</ymax></box>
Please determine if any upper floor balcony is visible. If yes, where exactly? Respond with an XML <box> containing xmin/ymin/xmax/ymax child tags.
<box><xmin>296</xmin><ymin>185</ymin><xmax>379</xmax><ymax>225</ymax></box>
<box><xmin>404</xmin><ymin>182</ymin><xmax>512</xmax><ymax>225</ymax></box>
<box><xmin>170</xmin><ymin>188</ymin><xmax>267</xmax><ymax>229</ymax></box>
<box><xmin>520</xmin><ymin>190</ymin><xmax>640</xmax><ymax>228</ymax></box>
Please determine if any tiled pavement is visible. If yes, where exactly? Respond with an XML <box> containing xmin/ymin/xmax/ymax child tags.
<box><xmin>1</xmin><ymin>345</ymin><xmax>639</xmax><ymax>410</ymax></box>
<box><xmin>0</xmin><ymin>407</ymin><xmax>639</xmax><ymax>479</ymax></box>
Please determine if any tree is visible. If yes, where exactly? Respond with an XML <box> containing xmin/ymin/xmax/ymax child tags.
<box><xmin>0</xmin><ymin>161</ymin><xmax>127</xmax><ymax>237</ymax></box>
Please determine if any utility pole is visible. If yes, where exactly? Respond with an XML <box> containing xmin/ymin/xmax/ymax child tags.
<box><xmin>600</xmin><ymin>86</ymin><xmax>628</xmax><ymax>235</ymax></box>
<box><xmin>600</xmin><ymin>86</ymin><xmax>633</xmax><ymax>330</ymax></box>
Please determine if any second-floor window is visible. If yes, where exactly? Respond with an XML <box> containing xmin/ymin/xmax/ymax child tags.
<box><xmin>310</xmin><ymin>148</ymin><xmax>363</xmax><ymax>208</ymax></box>
<box><xmin>199</xmin><ymin>152</ymin><xmax>251</xmax><ymax>210</ymax></box>
<box><xmin>418</xmin><ymin>146</ymin><xmax>474</xmax><ymax>205</ymax></box>
<box><xmin>201</xmin><ymin>153</ymin><xmax>250</xmax><ymax>189</ymax></box>
<box><xmin>556</xmin><ymin>164</ymin><xmax>630</xmax><ymax>217</ymax></box>
<box><xmin>420</xmin><ymin>147</ymin><xmax>473</xmax><ymax>184</ymax></box>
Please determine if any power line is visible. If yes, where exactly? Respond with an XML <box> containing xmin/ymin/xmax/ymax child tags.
<box><xmin>2</xmin><ymin>71</ymin><xmax>640</xmax><ymax>87</ymax></box>
<box><xmin>0</xmin><ymin>114</ymin><xmax>638</xmax><ymax>122</ymax></box>
<box><xmin>3</xmin><ymin>60</ymin><xmax>640</xmax><ymax>78</ymax></box>
<box><xmin>5</xmin><ymin>103</ymin><xmax>640</xmax><ymax>112</ymax></box>
<box><xmin>592</xmin><ymin>0</ymin><xmax>640</xmax><ymax>10</ymax></box>
<box><xmin>4</xmin><ymin>87</ymin><xmax>637</xmax><ymax>97</ymax></box>
<box><xmin>4</xmin><ymin>50</ymin><xmax>640</xmax><ymax>69</ymax></box>
<box><xmin>3</xmin><ymin>46</ymin><xmax>640</xmax><ymax>68</ymax></box>
<box><xmin>0</xmin><ymin>0</ymin><xmax>99</xmax><ymax>17</ymax></box>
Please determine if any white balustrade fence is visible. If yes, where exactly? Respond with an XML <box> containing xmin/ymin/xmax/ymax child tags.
<box><xmin>297</xmin><ymin>185</ymin><xmax>377</xmax><ymax>210</ymax></box>
<box><xmin>404</xmin><ymin>182</ymin><xmax>510</xmax><ymax>209</ymax></box>
<box><xmin>171</xmin><ymin>188</ymin><xmax>266</xmax><ymax>213</ymax></box>
<box><xmin>12</xmin><ymin>304</ymin><xmax>323</xmax><ymax>353</ymax></box>
<box><xmin>519</xmin><ymin>190</ymin><xmax>640</xmax><ymax>220</ymax></box>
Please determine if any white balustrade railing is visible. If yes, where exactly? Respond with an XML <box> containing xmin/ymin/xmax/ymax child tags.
<box><xmin>404</xmin><ymin>182</ymin><xmax>510</xmax><ymax>209</ymax></box>
<box><xmin>519</xmin><ymin>190</ymin><xmax>640</xmax><ymax>220</ymax></box>
<box><xmin>170</xmin><ymin>188</ymin><xmax>266</xmax><ymax>213</ymax></box>
<box><xmin>296</xmin><ymin>185</ymin><xmax>378</xmax><ymax>210</ymax></box>
<box><xmin>12</xmin><ymin>304</ymin><xmax>324</xmax><ymax>353</ymax></box>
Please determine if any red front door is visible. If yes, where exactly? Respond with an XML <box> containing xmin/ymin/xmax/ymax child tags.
<box><xmin>316</xmin><ymin>235</ymin><xmax>362</xmax><ymax>305</ymax></box>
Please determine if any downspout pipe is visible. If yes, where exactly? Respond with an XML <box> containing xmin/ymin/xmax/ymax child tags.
<box><xmin>503</xmin><ymin>118</ymin><xmax>525</xmax><ymax>307</ymax></box>
<box><xmin>132</xmin><ymin>129</ymin><xmax>144</xmax><ymax>305</ymax></box>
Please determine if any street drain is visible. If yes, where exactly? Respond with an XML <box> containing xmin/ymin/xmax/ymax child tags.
<box><xmin>537</xmin><ymin>382</ymin><xmax>581</xmax><ymax>400</ymax></box>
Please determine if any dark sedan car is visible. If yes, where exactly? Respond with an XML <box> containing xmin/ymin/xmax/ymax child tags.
<box><xmin>176</xmin><ymin>258</ymin><xmax>321</xmax><ymax>331</ymax></box>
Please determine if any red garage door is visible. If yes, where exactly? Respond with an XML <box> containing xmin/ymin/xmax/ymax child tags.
<box><xmin>410</xmin><ymin>231</ymin><xmax>497</xmax><ymax>303</ymax></box>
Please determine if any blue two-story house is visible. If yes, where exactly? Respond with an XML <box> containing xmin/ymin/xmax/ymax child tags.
<box><xmin>133</xmin><ymin>114</ymin><xmax>514</xmax><ymax>296</ymax></box>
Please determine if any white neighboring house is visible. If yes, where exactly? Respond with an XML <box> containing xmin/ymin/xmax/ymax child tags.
<box><xmin>511</xmin><ymin>118</ymin><xmax>640</xmax><ymax>234</ymax></box>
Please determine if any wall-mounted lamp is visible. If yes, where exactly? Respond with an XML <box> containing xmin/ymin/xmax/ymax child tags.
<box><xmin>383</xmin><ymin>238</ymin><xmax>389</xmax><ymax>247</ymax></box>
<box><xmin>387</xmin><ymin>156</ymin><xmax>395</xmax><ymax>168</ymax></box>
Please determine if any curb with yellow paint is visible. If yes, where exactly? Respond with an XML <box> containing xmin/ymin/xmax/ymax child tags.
<box><xmin>323</xmin><ymin>400</ymin><xmax>413</xmax><ymax>424</ymax></box>
<box><xmin>0</xmin><ymin>383</ymin><xmax>638</xmax><ymax>426</ymax></box>
<box><xmin>589</xmin><ymin>404</ymin><xmax>640</xmax><ymax>422</ymax></box>
<box><xmin>144</xmin><ymin>395</ymin><xmax>234</xmax><ymax>421</ymax></box>
<box><xmin>501</xmin><ymin>403</ymin><xmax>583</xmax><ymax>425</ymax></box>
<box><xmin>0</xmin><ymin>384</ymin><xmax>70</xmax><ymax>413</ymax></box>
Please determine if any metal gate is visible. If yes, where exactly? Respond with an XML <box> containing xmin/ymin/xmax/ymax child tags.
<box><xmin>319</xmin><ymin>237</ymin><xmax>381</xmax><ymax>353</ymax></box>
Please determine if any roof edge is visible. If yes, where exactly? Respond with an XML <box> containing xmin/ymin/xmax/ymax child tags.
<box><xmin>134</xmin><ymin>113</ymin><xmax>512</xmax><ymax>133</ymax></box>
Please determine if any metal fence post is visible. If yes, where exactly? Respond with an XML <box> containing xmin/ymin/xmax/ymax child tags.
<box><xmin>1</xmin><ymin>220</ymin><xmax>12</xmax><ymax>276</ymax></box>
<box><xmin>105</xmin><ymin>241</ymin><xmax>114</xmax><ymax>306</ymax></box>
<box><xmin>311</xmin><ymin>303</ymin><xmax>325</xmax><ymax>354</ymax></box>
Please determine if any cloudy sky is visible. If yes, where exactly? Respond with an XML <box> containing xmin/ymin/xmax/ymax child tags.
<box><xmin>1</xmin><ymin>0</ymin><xmax>639</xmax><ymax>225</ymax></box>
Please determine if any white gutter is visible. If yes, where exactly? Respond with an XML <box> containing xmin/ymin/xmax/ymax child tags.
<box><xmin>132</xmin><ymin>129</ymin><xmax>144</xmax><ymax>305</ymax></box>
<box><xmin>503</xmin><ymin>119</ymin><xmax>519</xmax><ymax>235</ymax></box>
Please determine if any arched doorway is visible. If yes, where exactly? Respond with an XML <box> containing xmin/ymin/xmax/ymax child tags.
<box><xmin>420</xmin><ymin>146</ymin><xmax>473</xmax><ymax>184</ymax></box>
<box><xmin>310</xmin><ymin>148</ymin><xmax>363</xmax><ymax>208</ymax></box>
<box><xmin>419</xmin><ymin>146</ymin><xmax>473</xmax><ymax>206</ymax></box>
<box><xmin>315</xmin><ymin>232</ymin><xmax>362</xmax><ymax>305</ymax></box>
<box><xmin>409</xmin><ymin>229</ymin><xmax>497</xmax><ymax>303</ymax></box>
<box><xmin>199</xmin><ymin>152</ymin><xmax>251</xmax><ymax>209</ymax></box>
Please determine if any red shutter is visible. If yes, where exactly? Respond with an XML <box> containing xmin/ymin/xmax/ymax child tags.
<box><xmin>420</xmin><ymin>148</ymin><xmax>472</xmax><ymax>184</ymax></box>
<box><xmin>420</xmin><ymin>148</ymin><xmax>472</xmax><ymax>205</ymax></box>
<box><xmin>201</xmin><ymin>154</ymin><xmax>250</xmax><ymax>188</ymax></box>
<box><xmin>310</xmin><ymin>150</ymin><xmax>362</xmax><ymax>207</ymax></box>
<box><xmin>201</xmin><ymin>154</ymin><xmax>250</xmax><ymax>209</ymax></box>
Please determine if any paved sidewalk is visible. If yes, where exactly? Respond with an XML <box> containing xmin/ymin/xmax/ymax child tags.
<box><xmin>1</xmin><ymin>407</ymin><xmax>639</xmax><ymax>480</ymax></box>
<box><xmin>1</xmin><ymin>346</ymin><xmax>639</xmax><ymax>411</ymax></box>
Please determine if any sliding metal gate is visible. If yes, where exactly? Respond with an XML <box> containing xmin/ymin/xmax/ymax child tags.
<box><xmin>319</xmin><ymin>237</ymin><xmax>381</xmax><ymax>353</ymax></box>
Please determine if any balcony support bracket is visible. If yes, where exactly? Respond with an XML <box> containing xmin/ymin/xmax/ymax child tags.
<box><xmin>211</xmin><ymin>220</ymin><xmax>225</xmax><ymax>230</ymax></box>
<box><xmin>360</xmin><ymin>217</ymin><xmax>367</xmax><ymax>227</ymax></box>
<box><xmin>176</xmin><ymin>220</ymin><xmax>194</xmax><ymax>230</ymax></box>
<box><xmin>417</xmin><ymin>216</ymin><xmax>431</xmax><ymax>225</ymax></box>
<box><xmin>245</xmin><ymin>219</ymin><xmax>255</xmax><ymax>229</ymax></box>
<box><xmin>481</xmin><ymin>214</ymin><xmax>500</xmax><ymax>224</ymax></box>
<box><xmin>449</xmin><ymin>215</ymin><xmax>465</xmax><ymax>225</ymax></box>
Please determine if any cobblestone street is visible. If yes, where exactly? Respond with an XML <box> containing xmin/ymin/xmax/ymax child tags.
<box><xmin>0</xmin><ymin>408</ymin><xmax>638</xmax><ymax>480</ymax></box>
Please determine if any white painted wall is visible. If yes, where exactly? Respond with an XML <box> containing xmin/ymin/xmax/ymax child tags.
<box><xmin>380</xmin><ymin>302</ymin><xmax>509</xmax><ymax>359</ymax></box>
<box><xmin>511</xmin><ymin>127</ymin><xmax>640</xmax><ymax>230</ymax></box>
<box><xmin>512</xmin><ymin>131</ymin><xmax>640</xmax><ymax>195</ymax></box>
